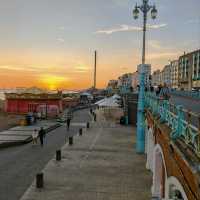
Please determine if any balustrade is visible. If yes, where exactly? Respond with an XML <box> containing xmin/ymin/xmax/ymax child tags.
<box><xmin>145</xmin><ymin>92</ymin><xmax>200</xmax><ymax>157</ymax></box>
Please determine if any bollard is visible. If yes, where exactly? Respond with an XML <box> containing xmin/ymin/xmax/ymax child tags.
<box><xmin>69</xmin><ymin>136</ymin><xmax>73</xmax><ymax>145</ymax></box>
<box><xmin>79</xmin><ymin>128</ymin><xmax>82</xmax><ymax>136</ymax></box>
<box><xmin>56</xmin><ymin>150</ymin><xmax>61</xmax><ymax>161</ymax></box>
<box><xmin>94</xmin><ymin>114</ymin><xmax>96</xmax><ymax>122</ymax></box>
<box><xmin>87</xmin><ymin>122</ymin><xmax>90</xmax><ymax>129</ymax></box>
<box><xmin>36</xmin><ymin>173</ymin><xmax>44</xmax><ymax>188</ymax></box>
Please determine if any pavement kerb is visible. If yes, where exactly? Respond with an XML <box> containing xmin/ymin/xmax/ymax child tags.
<box><xmin>20</xmin><ymin>119</ymin><xmax>96</xmax><ymax>200</ymax></box>
<box><xmin>0</xmin><ymin>107</ymin><xmax>91</xmax><ymax>150</ymax></box>
<box><xmin>0</xmin><ymin>123</ymin><xmax>61</xmax><ymax>150</ymax></box>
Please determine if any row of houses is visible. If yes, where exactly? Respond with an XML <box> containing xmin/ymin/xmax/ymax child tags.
<box><xmin>107</xmin><ymin>65</ymin><xmax>151</xmax><ymax>94</ymax></box>
<box><xmin>152</xmin><ymin>49</ymin><xmax>200</xmax><ymax>90</ymax></box>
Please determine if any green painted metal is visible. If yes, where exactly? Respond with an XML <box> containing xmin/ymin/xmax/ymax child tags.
<box><xmin>145</xmin><ymin>92</ymin><xmax>200</xmax><ymax>157</ymax></box>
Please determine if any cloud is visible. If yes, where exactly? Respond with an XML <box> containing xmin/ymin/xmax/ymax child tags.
<box><xmin>120</xmin><ymin>66</ymin><xmax>129</xmax><ymax>70</ymax></box>
<box><xmin>0</xmin><ymin>65</ymin><xmax>44</xmax><ymax>72</ymax></box>
<box><xmin>147</xmin><ymin>52</ymin><xmax>181</xmax><ymax>60</ymax></box>
<box><xmin>56</xmin><ymin>38</ymin><xmax>65</xmax><ymax>43</ymax></box>
<box><xmin>148</xmin><ymin>24</ymin><xmax>167</xmax><ymax>29</ymax></box>
<box><xmin>74</xmin><ymin>65</ymin><xmax>90</xmax><ymax>73</ymax></box>
<box><xmin>95</xmin><ymin>23</ymin><xmax>167</xmax><ymax>35</ymax></box>
<box><xmin>185</xmin><ymin>19</ymin><xmax>200</xmax><ymax>24</ymax></box>
<box><xmin>148</xmin><ymin>40</ymin><xmax>163</xmax><ymax>50</ymax></box>
<box><xmin>58</xmin><ymin>26</ymin><xmax>65</xmax><ymax>30</ymax></box>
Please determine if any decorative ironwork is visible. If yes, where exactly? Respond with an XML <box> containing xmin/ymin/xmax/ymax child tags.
<box><xmin>145</xmin><ymin>92</ymin><xmax>200</xmax><ymax>157</ymax></box>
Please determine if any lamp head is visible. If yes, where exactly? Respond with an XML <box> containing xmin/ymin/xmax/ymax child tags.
<box><xmin>133</xmin><ymin>5</ymin><xmax>139</xmax><ymax>19</ymax></box>
<box><xmin>151</xmin><ymin>5</ymin><xmax>157</xmax><ymax>19</ymax></box>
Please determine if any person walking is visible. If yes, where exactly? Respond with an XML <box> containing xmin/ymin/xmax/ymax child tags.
<box><xmin>32</xmin><ymin>129</ymin><xmax>38</xmax><ymax>145</ymax></box>
<box><xmin>66</xmin><ymin>109</ymin><xmax>73</xmax><ymax>131</ymax></box>
<box><xmin>38</xmin><ymin>127</ymin><xmax>46</xmax><ymax>147</ymax></box>
<box><xmin>160</xmin><ymin>83</ymin><xmax>170</xmax><ymax>100</ymax></box>
<box><xmin>156</xmin><ymin>84</ymin><xmax>162</xmax><ymax>96</ymax></box>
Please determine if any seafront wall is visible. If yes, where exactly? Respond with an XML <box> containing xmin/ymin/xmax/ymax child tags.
<box><xmin>146</xmin><ymin>110</ymin><xmax>200</xmax><ymax>200</ymax></box>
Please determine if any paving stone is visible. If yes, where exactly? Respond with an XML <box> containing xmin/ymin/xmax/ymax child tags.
<box><xmin>20</xmin><ymin>115</ymin><xmax>152</xmax><ymax>200</ymax></box>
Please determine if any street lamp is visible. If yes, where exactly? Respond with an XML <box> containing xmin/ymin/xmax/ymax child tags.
<box><xmin>133</xmin><ymin>0</ymin><xmax>158</xmax><ymax>153</ymax></box>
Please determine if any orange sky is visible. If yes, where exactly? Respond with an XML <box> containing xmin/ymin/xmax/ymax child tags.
<box><xmin>0</xmin><ymin>48</ymin><xmax>188</xmax><ymax>90</ymax></box>
<box><xmin>0</xmin><ymin>0</ymin><xmax>199</xmax><ymax>90</ymax></box>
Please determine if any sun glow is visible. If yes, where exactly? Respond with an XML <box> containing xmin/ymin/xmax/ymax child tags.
<box><xmin>39</xmin><ymin>74</ymin><xmax>68</xmax><ymax>90</ymax></box>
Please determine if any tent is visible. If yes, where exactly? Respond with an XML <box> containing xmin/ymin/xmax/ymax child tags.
<box><xmin>98</xmin><ymin>97</ymin><xmax>119</xmax><ymax>107</ymax></box>
<box><xmin>111</xmin><ymin>94</ymin><xmax>121</xmax><ymax>99</ymax></box>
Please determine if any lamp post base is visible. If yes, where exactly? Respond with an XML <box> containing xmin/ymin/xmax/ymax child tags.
<box><xmin>136</xmin><ymin>64</ymin><xmax>147</xmax><ymax>154</ymax></box>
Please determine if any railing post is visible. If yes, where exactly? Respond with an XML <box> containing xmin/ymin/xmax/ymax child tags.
<box><xmin>196</xmin><ymin>116</ymin><xmax>200</xmax><ymax>156</ymax></box>
<box><xmin>165</xmin><ymin>101</ymin><xmax>170</xmax><ymax>126</ymax></box>
<box><xmin>174</xmin><ymin>105</ymin><xmax>184</xmax><ymax>139</ymax></box>
<box><xmin>160</xmin><ymin>100</ymin><xmax>168</xmax><ymax>123</ymax></box>
<box><xmin>185</xmin><ymin>110</ymin><xmax>192</xmax><ymax>144</ymax></box>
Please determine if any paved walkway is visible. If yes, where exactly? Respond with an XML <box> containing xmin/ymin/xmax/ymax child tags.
<box><xmin>21</xmin><ymin>114</ymin><xmax>152</xmax><ymax>200</ymax></box>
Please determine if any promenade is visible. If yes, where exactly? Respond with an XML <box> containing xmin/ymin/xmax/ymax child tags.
<box><xmin>21</xmin><ymin>112</ymin><xmax>152</xmax><ymax>200</ymax></box>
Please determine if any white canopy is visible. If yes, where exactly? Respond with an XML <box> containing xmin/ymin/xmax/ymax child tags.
<box><xmin>98</xmin><ymin>97</ymin><xmax>119</xmax><ymax>107</ymax></box>
<box><xmin>111</xmin><ymin>94</ymin><xmax>121</xmax><ymax>99</ymax></box>
<box><xmin>95</xmin><ymin>98</ymin><xmax>107</xmax><ymax>105</ymax></box>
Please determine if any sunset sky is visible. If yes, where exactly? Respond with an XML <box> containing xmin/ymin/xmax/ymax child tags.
<box><xmin>0</xmin><ymin>0</ymin><xmax>199</xmax><ymax>89</ymax></box>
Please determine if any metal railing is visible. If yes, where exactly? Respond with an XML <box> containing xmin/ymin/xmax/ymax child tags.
<box><xmin>145</xmin><ymin>92</ymin><xmax>200</xmax><ymax>157</ymax></box>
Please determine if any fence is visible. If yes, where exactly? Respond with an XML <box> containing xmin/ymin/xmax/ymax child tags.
<box><xmin>145</xmin><ymin>92</ymin><xmax>200</xmax><ymax>157</ymax></box>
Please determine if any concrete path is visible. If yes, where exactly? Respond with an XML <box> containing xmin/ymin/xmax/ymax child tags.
<box><xmin>20</xmin><ymin>114</ymin><xmax>152</xmax><ymax>200</ymax></box>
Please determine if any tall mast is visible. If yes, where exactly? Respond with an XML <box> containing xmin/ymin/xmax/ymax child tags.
<box><xmin>94</xmin><ymin>50</ymin><xmax>97</xmax><ymax>89</ymax></box>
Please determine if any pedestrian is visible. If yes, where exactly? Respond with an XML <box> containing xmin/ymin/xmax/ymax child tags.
<box><xmin>32</xmin><ymin>129</ymin><xmax>38</xmax><ymax>145</ymax></box>
<box><xmin>38</xmin><ymin>127</ymin><xmax>46</xmax><ymax>147</ymax></box>
<box><xmin>66</xmin><ymin>109</ymin><xmax>73</xmax><ymax>131</ymax></box>
<box><xmin>156</xmin><ymin>84</ymin><xmax>162</xmax><ymax>96</ymax></box>
<box><xmin>160</xmin><ymin>83</ymin><xmax>170</xmax><ymax>100</ymax></box>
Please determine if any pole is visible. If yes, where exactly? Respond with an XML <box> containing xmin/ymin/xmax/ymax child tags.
<box><xmin>142</xmin><ymin>2</ymin><xmax>147</xmax><ymax>65</ymax></box>
<box><xmin>94</xmin><ymin>50</ymin><xmax>97</xmax><ymax>89</ymax></box>
<box><xmin>136</xmin><ymin>0</ymin><xmax>148</xmax><ymax>153</ymax></box>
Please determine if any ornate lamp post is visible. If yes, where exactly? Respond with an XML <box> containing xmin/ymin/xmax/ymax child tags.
<box><xmin>133</xmin><ymin>0</ymin><xmax>158</xmax><ymax>153</ymax></box>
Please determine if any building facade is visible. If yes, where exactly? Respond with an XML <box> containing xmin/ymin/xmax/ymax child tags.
<box><xmin>132</xmin><ymin>71</ymin><xmax>139</xmax><ymax>90</ymax></box>
<box><xmin>192</xmin><ymin>50</ymin><xmax>200</xmax><ymax>89</ymax></box>
<box><xmin>118</xmin><ymin>73</ymin><xmax>133</xmax><ymax>94</ymax></box>
<box><xmin>152</xmin><ymin>70</ymin><xmax>161</xmax><ymax>86</ymax></box>
<box><xmin>178</xmin><ymin>50</ymin><xmax>200</xmax><ymax>90</ymax></box>
<box><xmin>162</xmin><ymin>65</ymin><xmax>171</xmax><ymax>87</ymax></box>
<box><xmin>106</xmin><ymin>80</ymin><xmax>118</xmax><ymax>94</ymax></box>
<box><xmin>137</xmin><ymin>64</ymin><xmax>151</xmax><ymax>86</ymax></box>
<box><xmin>170</xmin><ymin>60</ymin><xmax>179</xmax><ymax>89</ymax></box>
<box><xmin>5</xmin><ymin>87</ymin><xmax>63</xmax><ymax>116</ymax></box>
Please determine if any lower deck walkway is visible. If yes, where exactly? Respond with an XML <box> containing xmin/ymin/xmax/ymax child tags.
<box><xmin>21</xmin><ymin>115</ymin><xmax>152</xmax><ymax>200</ymax></box>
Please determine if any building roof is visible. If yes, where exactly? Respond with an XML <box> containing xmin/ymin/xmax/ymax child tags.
<box><xmin>5</xmin><ymin>87</ymin><xmax>62</xmax><ymax>100</ymax></box>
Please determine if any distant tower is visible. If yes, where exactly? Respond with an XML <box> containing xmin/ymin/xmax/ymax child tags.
<box><xmin>94</xmin><ymin>50</ymin><xmax>97</xmax><ymax>89</ymax></box>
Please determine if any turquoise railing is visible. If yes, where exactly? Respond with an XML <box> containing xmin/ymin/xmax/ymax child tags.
<box><xmin>145</xmin><ymin>92</ymin><xmax>200</xmax><ymax>157</ymax></box>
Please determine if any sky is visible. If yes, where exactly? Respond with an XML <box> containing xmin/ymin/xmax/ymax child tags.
<box><xmin>0</xmin><ymin>0</ymin><xmax>199</xmax><ymax>90</ymax></box>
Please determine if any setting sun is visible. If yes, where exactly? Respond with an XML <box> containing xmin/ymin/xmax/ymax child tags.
<box><xmin>39</xmin><ymin>74</ymin><xmax>68</xmax><ymax>90</ymax></box>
